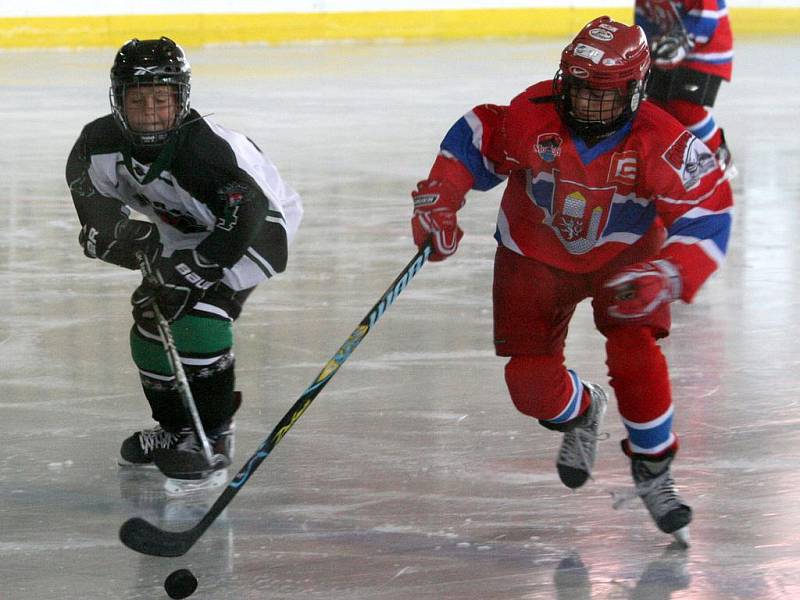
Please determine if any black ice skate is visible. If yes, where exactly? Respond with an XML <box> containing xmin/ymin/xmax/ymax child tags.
<box><xmin>155</xmin><ymin>421</ymin><xmax>235</xmax><ymax>496</ymax></box>
<box><xmin>631</xmin><ymin>453</ymin><xmax>692</xmax><ymax>547</ymax></box>
<box><xmin>119</xmin><ymin>426</ymin><xmax>185</xmax><ymax>466</ymax></box>
<box><xmin>556</xmin><ymin>382</ymin><xmax>608</xmax><ymax>489</ymax></box>
<box><xmin>153</xmin><ymin>420</ymin><xmax>234</xmax><ymax>478</ymax></box>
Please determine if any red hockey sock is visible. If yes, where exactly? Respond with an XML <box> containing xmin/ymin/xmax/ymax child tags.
<box><xmin>504</xmin><ymin>355</ymin><xmax>590</xmax><ymax>422</ymax></box>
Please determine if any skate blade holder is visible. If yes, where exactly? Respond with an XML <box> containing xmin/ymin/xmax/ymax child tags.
<box><xmin>153</xmin><ymin>449</ymin><xmax>230</xmax><ymax>478</ymax></box>
<box><xmin>165</xmin><ymin>469</ymin><xmax>229</xmax><ymax>496</ymax></box>
<box><xmin>672</xmin><ymin>526</ymin><xmax>690</xmax><ymax>548</ymax></box>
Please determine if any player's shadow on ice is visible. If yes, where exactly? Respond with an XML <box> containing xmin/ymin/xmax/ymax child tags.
<box><xmin>553</xmin><ymin>546</ymin><xmax>690</xmax><ymax>600</ymax></box>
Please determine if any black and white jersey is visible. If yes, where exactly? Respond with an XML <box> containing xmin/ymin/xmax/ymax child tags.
<box><xmin>66</xmin><ymin>110</ymin><xmax>303</xmax><ymax>290</ymax></box>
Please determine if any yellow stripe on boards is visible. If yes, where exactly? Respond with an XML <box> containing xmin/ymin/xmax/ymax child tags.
<box><xmin>0</xmin><ymin>8</ymin><xmax>797</xmax><ymax>50</ymax></box>
<box><xmin>727</xmin><ymin>8</ymin><xmax>800</xmax><ymax>36</ymax></box>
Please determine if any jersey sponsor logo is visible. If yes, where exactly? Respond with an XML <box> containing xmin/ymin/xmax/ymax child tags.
<box><xmin>133</xmin><ymin>192</ymin><xmax>207</xmax><ymax>234</ymax></box>
<box><xmin>662</xmin><ymin>131</ymin><xmax>717</xmax><ymax>190</ymax></box>
<box><xmin>608</xmin><ymin>151</ymin><xmax>639</xmax><ymax>184</ymax></box>
<box><xmin>534</xmin><ymin>133</ymin><xmax>563</xmax><ymax>163</ymax></box>
<box><xmin>546</xmin><ymin>173</ymin><xmax>616</xmax><ymax>254</ymax></box>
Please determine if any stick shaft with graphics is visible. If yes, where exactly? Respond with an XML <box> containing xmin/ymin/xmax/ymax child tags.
<box><xmin>120</xmin><ymin>241</ymin><xmax>433</xmax><ymax>557</ymax></box>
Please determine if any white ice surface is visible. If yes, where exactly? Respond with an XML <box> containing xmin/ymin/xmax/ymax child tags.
<box><xmin>1</xmin><ymin>38</ymin><xmax>800</xmax><ymax>599</ymax></box>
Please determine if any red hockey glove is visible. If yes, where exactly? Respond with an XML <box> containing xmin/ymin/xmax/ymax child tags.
<box><xmin>411</xmin><ymin>178</ymin><xmax>465</xmax><ymax>261</ymax></box>
<box><xmin>603</xmin><ymin>260</ymin><xmax>682</xmax><ymax>321</ymax></box>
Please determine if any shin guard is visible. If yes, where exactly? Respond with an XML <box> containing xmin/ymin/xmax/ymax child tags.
<box><xmin>130</xmin><ymin>314</ymin><xmax>238</xmax><ymax>430</ymax></box>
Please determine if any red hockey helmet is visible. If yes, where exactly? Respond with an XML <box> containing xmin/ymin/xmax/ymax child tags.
<box><xmin>554</xmin><ymin>17</ymin><xmax>651</xmax><ymax>140</ymax></box>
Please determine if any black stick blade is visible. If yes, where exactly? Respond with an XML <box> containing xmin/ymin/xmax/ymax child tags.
<box><xmin>119</xmin><ymin>517</ymin><xmax>197</xmax><ymax>557</ymax></box>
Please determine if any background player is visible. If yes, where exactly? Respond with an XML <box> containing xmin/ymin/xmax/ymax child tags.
<box><xmin>410</xmin><ymin>17</ymin><xmax>732</xmax><ymax>544</ymax></box>
<box><xmin>66</xmin><ymin>37</ymin><xmax>303</xmax><ymax>488</ymax></box>
<box><xmin>635</xmin><ymin>0</ymin><xmax>735</xmax><ymax>175</ymax></box>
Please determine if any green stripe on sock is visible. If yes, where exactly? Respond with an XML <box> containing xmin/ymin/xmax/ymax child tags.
<box><xmin>170</xmin><ymin>315</ymin><xmax>233</xmax><ymax>354</ymax></box>
<box><xmin>130</xmin><ymin>316</ymin><xmax>233</xmax><ymax>374</ymax></box>
<box><xmin>130</xmin><ymin>329</ymin><xmax>172</xmax><ymax>375</ymax></box>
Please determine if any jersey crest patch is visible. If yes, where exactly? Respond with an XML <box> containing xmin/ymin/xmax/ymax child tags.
<box><xmin>662</xmin><ymin>131</ymin><xmax>716</xmax><ymax>190</ymax></box>
<box><xmin>216</xmin><ymin>182</ymin><xmax>249</xmax><ymax>231</ymax></box>
<box><xmin>535</xmin><ymin>133</ymin><xmax>563</xmax><ymax>163</ymax></box>
<box><xmin>548</xmin><ymin>173</ymin><xmax>616</xmax><ymax>254</ymax></box>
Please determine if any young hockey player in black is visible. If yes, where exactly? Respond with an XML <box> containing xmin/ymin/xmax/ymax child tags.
<box><xmin>66</xmin><ymin>37</ymin><xmax>303</xmax><ymax>489</ymax></box>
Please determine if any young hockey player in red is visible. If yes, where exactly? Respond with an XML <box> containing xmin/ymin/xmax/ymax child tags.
<box><xmin>635</xmin><ymin>0</ymin><xmax>735</xmax><ymax>174</ymax></box>
<box><xmin>410</xmin><ymin>17</ymin><xmax>732</xmax><ymax>544</ymax></box>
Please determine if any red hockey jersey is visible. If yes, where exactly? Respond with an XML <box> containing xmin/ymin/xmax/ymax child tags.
<box><xmin>435</xmin><ymin>81</ymin><xmax>732</xmax><ymax>302</ymax></box>
<box><xmin>635</xmin><ymin>0</ymin><xmax>733</xmax><ymax>79</ymax></box>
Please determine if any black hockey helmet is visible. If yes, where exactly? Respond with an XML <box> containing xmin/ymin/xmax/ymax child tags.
<box><xmin>110</xmin><ymin>37</ymin><xmax>191</xmax><ymax>147</ymax></box>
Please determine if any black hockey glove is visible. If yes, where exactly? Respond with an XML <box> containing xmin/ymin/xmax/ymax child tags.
<box><xmin>132</xmin><ymin>250</ymin><xmax>223</xmax><ymax>324</ymax></box>
<box><xmin>651</xmin><ymin>30</ymin><xmax>694</xmax><ymax>70</ymax></box>
<box><xmin>79</xmin><ymin>219</ymin><xmax>161</xmax><ymax>270</ymax></box>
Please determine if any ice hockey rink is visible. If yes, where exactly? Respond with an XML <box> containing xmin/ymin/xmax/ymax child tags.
<box><xmin>2</xmin><ymin>35</ymin><xmax>800</xmax><ymax>600</ymax></box>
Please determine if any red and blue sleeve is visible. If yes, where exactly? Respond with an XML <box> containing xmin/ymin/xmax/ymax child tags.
<box><xmin>437</xmin><ymin>104</ymin><xmax>509</xmax><ymax>192</ymax></box>
<box><xmin>651</xmin><ymin>133</ymin><xmax>734</xmax><ymax>301</ymax></box>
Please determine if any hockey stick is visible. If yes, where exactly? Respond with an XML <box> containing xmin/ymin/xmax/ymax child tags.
<box><xmin>135</xmin><ymin>252</ymin><xmax>219</xmax><ymax>469</ymax></box>
<box><xmin>120</xmin><ymin>241</ymin><xmax>433</xmax><ymax>556</ymax></box>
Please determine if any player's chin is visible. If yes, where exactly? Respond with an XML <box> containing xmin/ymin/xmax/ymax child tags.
<box><xmin>131</xmin><ymin>124</ymin><xmax>168</xmax><ymax>133</ymax></box>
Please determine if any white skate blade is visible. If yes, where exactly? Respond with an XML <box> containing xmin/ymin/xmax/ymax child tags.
<box><xmin>164</xmin><ymin>468</ymin><xmax>228</xmax><ymax>496</ymax></box>
<box><xmin>118</xmin><ymin>458</ymin><xmax>159</xmax><ymax>468</ymax></box>
<box><xmin>672</xmin><ymin>526</ymin><xmax>690</xmax><ymax>548</ymax></box>
<box><xmin>723</xmin><ymin>163</ymin><xmax>739</xmax><ymax>182</ymax></box>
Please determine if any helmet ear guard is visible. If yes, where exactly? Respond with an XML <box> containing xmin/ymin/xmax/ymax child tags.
<box><xmin>555</xmin><ymin>16</ymin><xmax>651</xmax><ymax>140</ymax></box>
<box><xmin>109</xmin><ymin>36</ymin><xmax>192</xmax><ymax>148</ymax></box>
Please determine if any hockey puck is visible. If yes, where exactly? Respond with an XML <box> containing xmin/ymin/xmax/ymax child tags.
<box><xmin>164</xmin><ymin>568</ymin><xmax>198</xmax><ymax>599</ymax></box>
